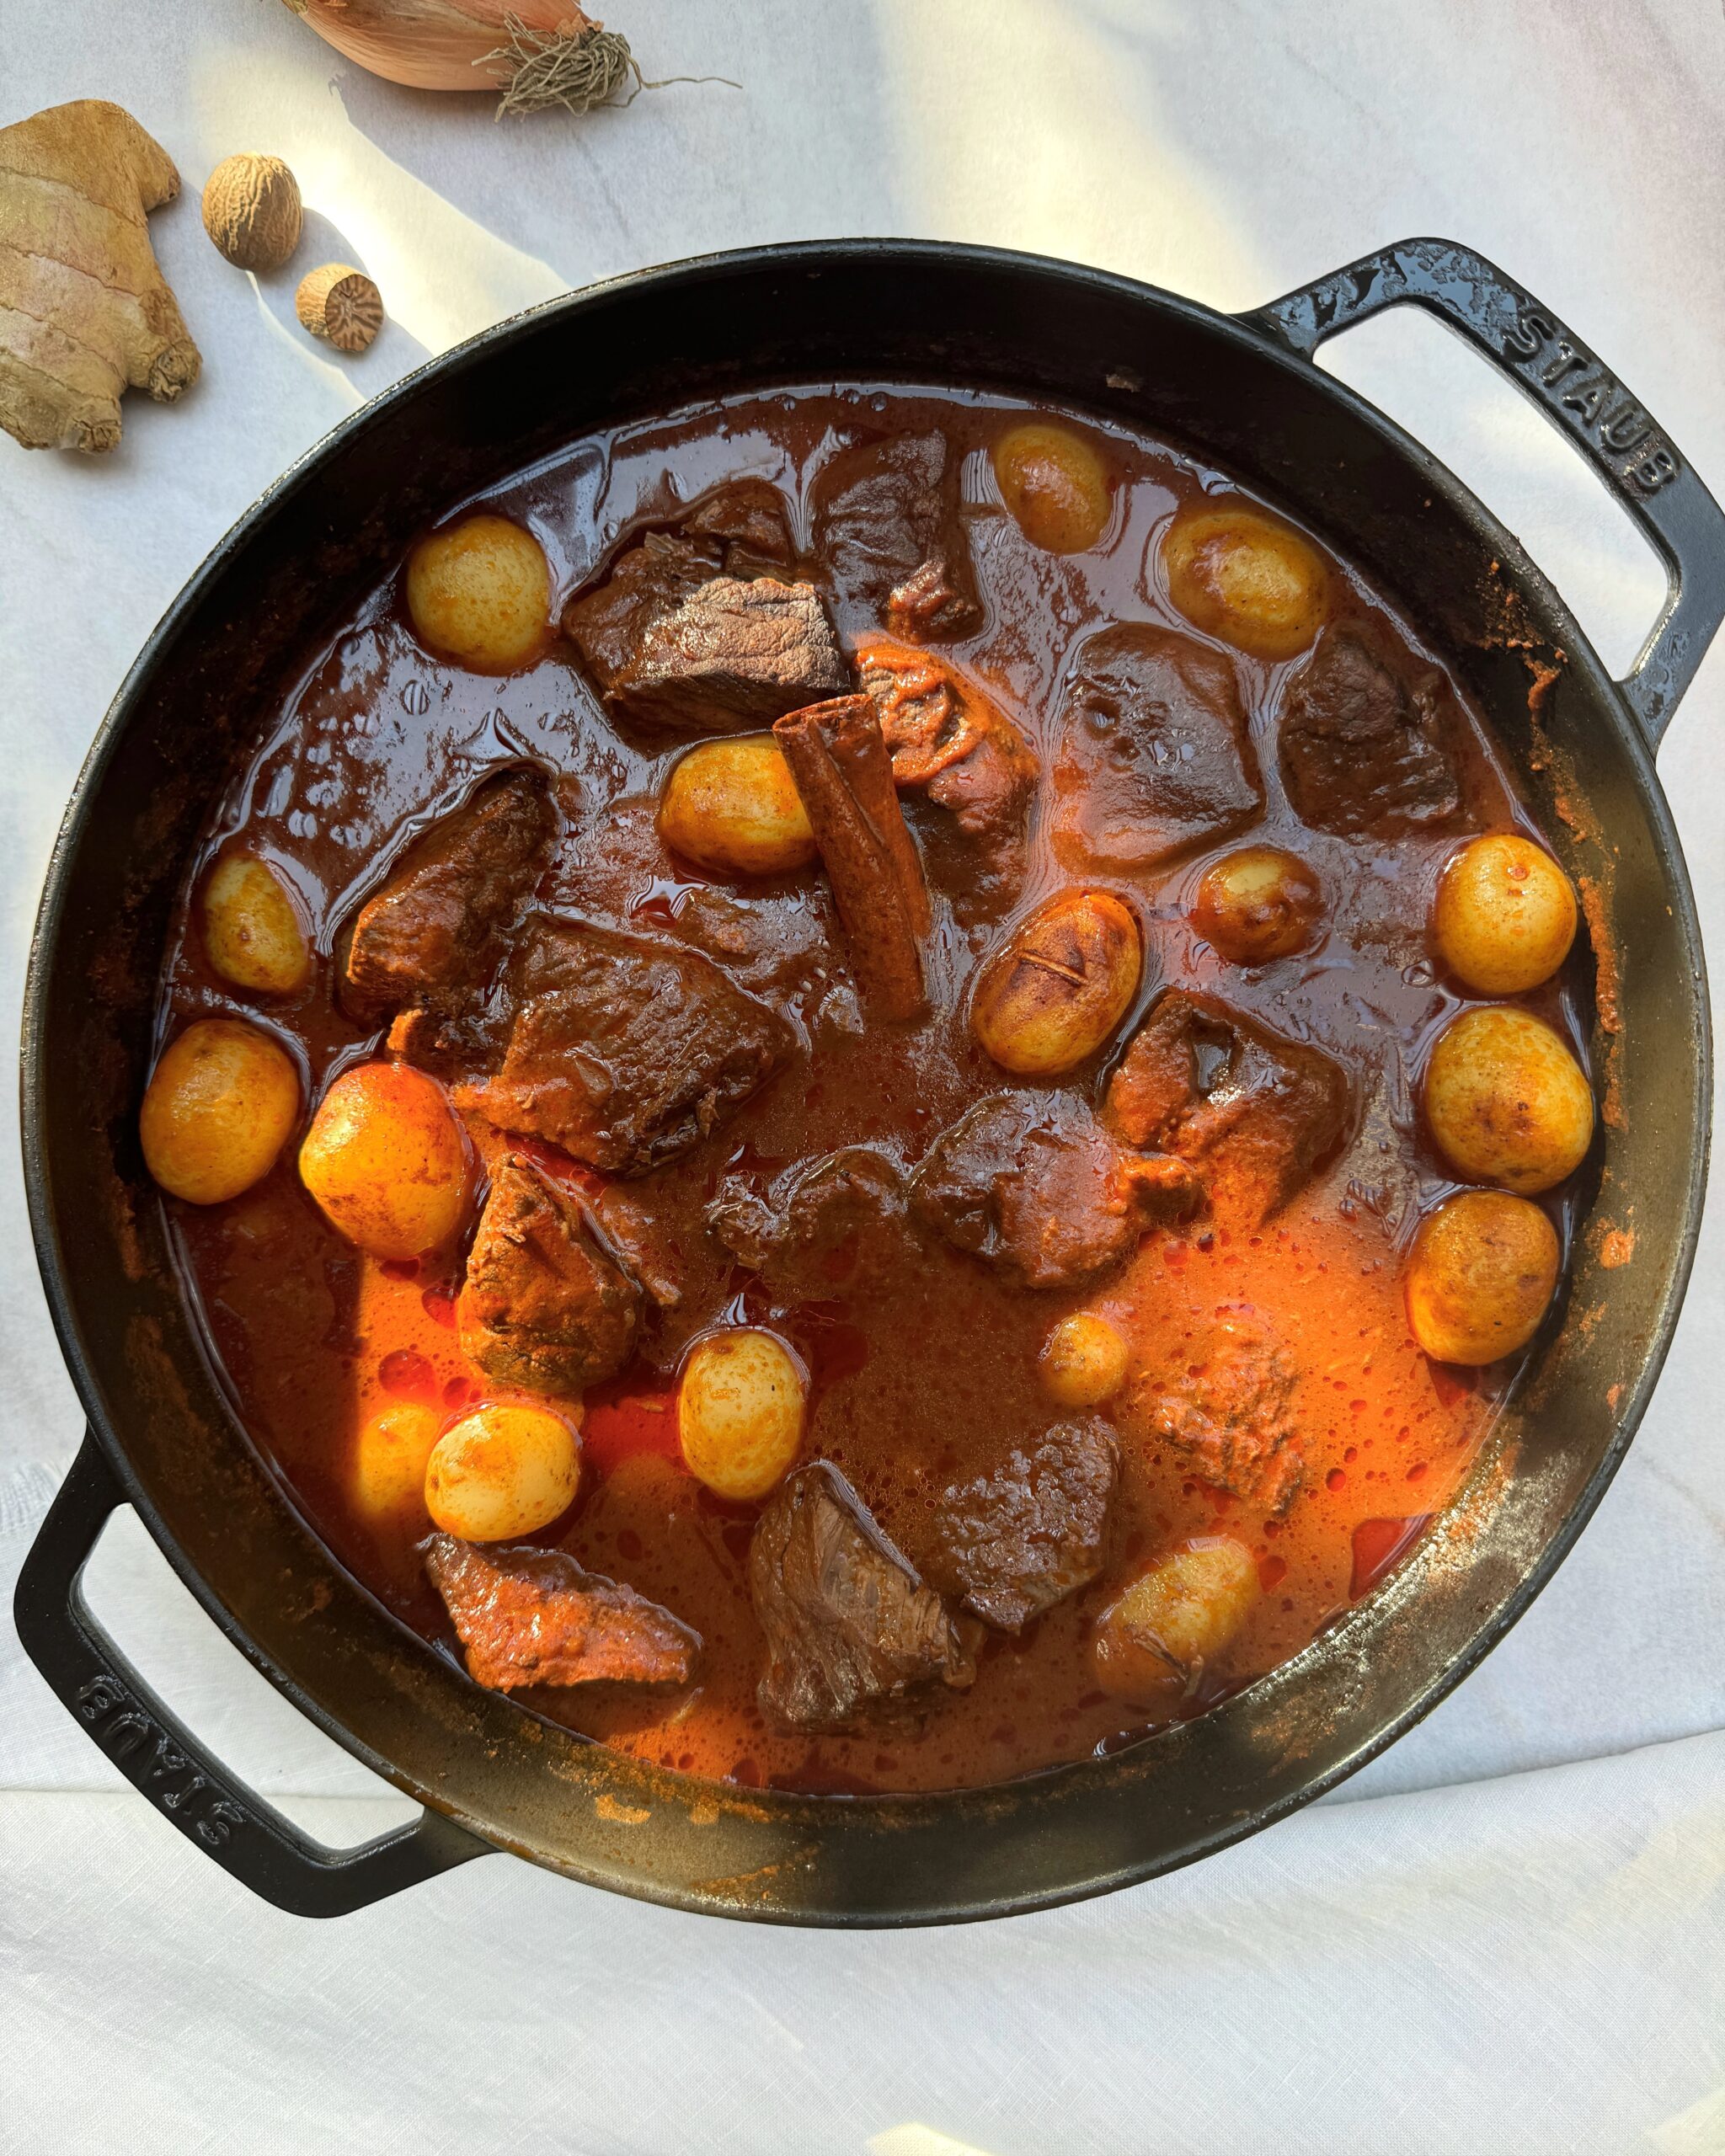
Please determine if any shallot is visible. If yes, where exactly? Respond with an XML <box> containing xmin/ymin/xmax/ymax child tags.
<box><xmin>279</xmin><ymin>1</ymin><xmax>660</xmax><ymax>115</ymax></box>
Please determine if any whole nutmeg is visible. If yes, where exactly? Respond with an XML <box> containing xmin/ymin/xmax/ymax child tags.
<box><xmin>201</xmin><ymin>153</ymin><xmax>303</xmax><ymax>273</ymax></box>
<box><xmin>295</xmin><ymin>263</ymin><xmax>384</xmax><ymax>355</ymax></box>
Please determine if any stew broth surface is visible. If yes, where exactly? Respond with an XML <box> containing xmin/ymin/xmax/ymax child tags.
<box><xmin>158</xmin><ymin>384</ymin><xmax>1586</xmax><ymax>1795</ymax></box>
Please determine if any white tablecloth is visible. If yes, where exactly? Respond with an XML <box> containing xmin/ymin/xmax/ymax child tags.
<box><xmin>3</xmin><ymin>3</ymin><xmax>1723</xmax><ymax>2148</ymax></box>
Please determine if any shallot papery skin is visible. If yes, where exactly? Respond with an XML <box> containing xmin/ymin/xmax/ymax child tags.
<box><xmin>283</xmin><ymin>0</ymin><xmax>594</xmax><ymax>92</ymax></box>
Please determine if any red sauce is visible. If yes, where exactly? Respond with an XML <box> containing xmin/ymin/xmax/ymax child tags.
<box><xmin>155</xmin><ymin>385</ymin><xmax>1588</xmax><ymax>1795</ymax></box>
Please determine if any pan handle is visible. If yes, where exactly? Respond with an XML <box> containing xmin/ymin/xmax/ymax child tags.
<box><xmin>13</xmin><ymin>1432</ymin><xmax>493</xmax><ymax>1918</ymax></box>
<box><xmin>1241</xmin><ymin>237</ymin><xmax>1725</xmax><ymax>746</ymax></box>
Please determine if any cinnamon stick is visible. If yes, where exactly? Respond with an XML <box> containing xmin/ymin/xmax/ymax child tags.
<box><xmin>774</xmin><ymin>694</ymin><xmax>931</xmax><ymax>1021</ymax></box>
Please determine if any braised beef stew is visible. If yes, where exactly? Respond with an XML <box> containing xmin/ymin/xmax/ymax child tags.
<box><xmin>142</xmin><ymin>384</ymin><xmax>1594</xmax><ymax>1798</ymax></box>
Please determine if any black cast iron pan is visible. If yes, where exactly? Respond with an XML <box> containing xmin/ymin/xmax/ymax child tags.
<box><xmin>13</xmin><ymin>239</ymin><xmax>1721</xmax><ymax>1921</ymax></box>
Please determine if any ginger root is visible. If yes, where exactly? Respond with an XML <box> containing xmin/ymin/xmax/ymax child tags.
<box><xmin>0</xmin><ymin>99</ymin><xmax>200</xmax><ymax>453</ymax></box>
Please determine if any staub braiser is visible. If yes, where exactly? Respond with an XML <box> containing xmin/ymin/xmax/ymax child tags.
<box><xmin>15</xmin><ymin>240</ymin><xmax>1720</xmax><ymax>1921</ymax></box>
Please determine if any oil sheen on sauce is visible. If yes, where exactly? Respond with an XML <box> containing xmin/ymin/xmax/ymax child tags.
<box><xmin>158</xmin><ymin>385</ymin><xmax>1589</xmax><ymax>1796</ymax></box>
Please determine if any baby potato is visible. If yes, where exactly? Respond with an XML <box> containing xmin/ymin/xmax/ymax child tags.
<box><xmin>404</xmin><ymin>513</ymin><xmax>552</xmax><ymax>674</ymax></box>
<box><xmin>1092</xmin><ymin>1535</ymin><xmax>1261</xmax><ymax>1701</ymax></box>
<box><xmin>678</xmin><ymin>1328</ymin><xmax>807</xmax><ymax>1502</ymax></box>
<box><xmin>200</xmin><ymin>853</ymin><xmax>311</xmax><ymax>995</ymax></box>
<box><xmin>1192</xmin><ymin>846</ymin><xmax>1323</xmax><ymax>964</ymax></box>
<box><xmin>1039</xmin><ymin>1311</ymin><xmax>1130</xmax><ymax>1407</ymax></box>
<box><xmin>140</xmin><ymin>1018</ymin><xmax>300</xmax><ymax>1204</ymax></box>
<box><xmin>299</xmin><ymin>1060</ymin><xmax>468</xmax><ymax>1259</ymax></box>
<box><xmin>972</xmin><ymin>889</ymin><xmax>1142</xmax><ymax>1077</ymax></box>
<box><xmin>425</xmin><ymin>1400</ymin><xmax>581</xmax><ymax>1541</ymax></box>
<box><xmin>1162</xmin><ymin>501</ymin><xmax>1331</xmax><ymax>660</ymax></box>
<box><xmin>1424</xmin><ymin>1006</ymin><xmax>1594</xmax><ymax>1194</ymax></box>
<box><xmin>351</xmin><ymin>1401</ymin><xmax>445</xmax><ymax>1524</ymax></box>
<box><xmin>993</xmin><ymin>421</ymin><xmax>1114</xmax><ymax>554</ymax></box>
<box><xmin>1406</xmin><ymin>1190</ymin><xmax>1560</xmax><ymax>1365</ymax></box>
<box><xmin>1433</xmin><ymin>832</ymin><xmax>1578</xmax><ymax>994</ymax></box>
<box><xmin>657</xmin><ymin>734</ymin><xmax>817</xmax><ymax>878</ymax></box>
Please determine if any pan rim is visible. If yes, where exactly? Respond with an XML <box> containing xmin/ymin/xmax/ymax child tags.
<box><xmin>19</xmin><ymin>238</ymin><xmax>1712</xmax><ymax>1924</ymax></box>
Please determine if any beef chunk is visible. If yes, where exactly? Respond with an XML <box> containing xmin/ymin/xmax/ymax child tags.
<box><xmin>343</xmin><ymin>766</ymin><xmax>553</xmax><ymax>1023</ymax></box>
<box><xmin>707</xmin><ymin>1146</ymin><xmax>907</xmax><ymax>1291</ymax></box>
<box><xmin>856</xmin><ymin>638</ymin><xmax>1038</xmax><ymax>846</ymax></box>
<box><xmin>456</xmin><ymin>916</ymin><xmax>794</xmax><ymax>1175</ymax></box>
<box><xmin>933</xmin><ymin>1417</ymin><xmax>1119</xmax><ymax>1632</ymax></box>
<box><xmin>1279</xmin><ymin>630</ymin><xmax>1463</xmax><ymax>838</ymax></box>
<box><xmin>931</xmin><ymin>728</ymin><xmax>1038</xmax><ymax>855</ymax></box>
<box><xmin>911</xmin><ymin>1091</ymin><xmax>1200</xmax><ymax>1289</ymax></box>
<box><xmin>886</xmin><ymin>554</ymin><xmax>979</xmax><ymax>642</ymax></box>
<box><xmin>563</xmin><ymin>531</ymin><xmax>848</xmax><ymax>734</ymax></box>
<box><xmin>567</xmin><ymin>532</ymin><xmax>715</xmax><ymax>681</ymax></box>
<box><xmin>681</xmin><ymin>479</ymin><xmax>795</xmax><ymax>579</ymax></box>
<box><xmin>384</xmin><ymin>1002</ymin><xmax>507</xmax><ymax>1079</ymax></box>
<box><xmin>671</xmin><ymin>885</ymin><xmax>834</xmax><ymax>1006</ymax></box>
<box><xmin>457</xmin><ymin>1155</ymin><xmax>642</xmax><ymax>1395</ymax></box>
<box><xmin>590</xmin><ymin>1185</ymin><xmax>683</xmax><ymax>1310</ymax></box>
<box><xmin>811</xmin><ymin>432</ymin><xmax>980</xmax><ymax>641</ymax></box>
<box><xmin>1121</xmin><ymin>1309</ymin><xmax>1302</xmax><ymax>1511</ymax></box>
<box><xmin>750</xmin><ymin>1462</ymin><xmax>975</xmax><ymax>1733</ymax></box>
<box><xmin>1106</xmin><ymin>989</ymin><xmax>1350</xmax><ymax>1226</ymax></box>
<box><xmin>425</xmin><ymin>1533</ymin><xmax>699</xmax><ymax>1691</ymax></box>
<box><xmin>1051</xmin><ymin>625</ymin><xmax>1263</xmax><ymax>872</ymax></box>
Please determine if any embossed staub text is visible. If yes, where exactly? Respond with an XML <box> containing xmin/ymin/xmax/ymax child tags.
<box><xmin>1503</xmin><ymin>307</ymin><xmax>1679</xmax><ymax>494</ymax></box>
<box><xmin>77</xmin><ymin>1673</ymin><xmax>248</xmax><ymax>1848</ymax></box>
